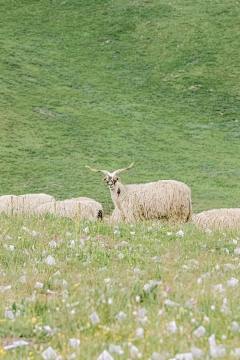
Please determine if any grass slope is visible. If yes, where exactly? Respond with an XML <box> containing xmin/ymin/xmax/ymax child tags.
<box><xmin>0</xmin><ymin>0</ymin><xmax>240</xmax><ymax>213</ymax></box>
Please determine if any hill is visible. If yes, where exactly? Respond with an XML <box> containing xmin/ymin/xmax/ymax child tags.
<box><xmin>0</xmin><ymin>0</ymin><xmax>240</xmax><ymax>214</ymax></box>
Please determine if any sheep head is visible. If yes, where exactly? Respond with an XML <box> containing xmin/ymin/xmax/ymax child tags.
<box><xmin>85</xmin><ymin>162</ymin><xmax>135</xmax><ymax>191</ymax></box>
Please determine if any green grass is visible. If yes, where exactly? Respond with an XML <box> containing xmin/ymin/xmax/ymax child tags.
<box><xmin>0</xmin><ymin>0</ymin><xmax>240</xmax><ymax>214</ymax></box>
<box><xmin>0</xmin><ymin>215</ymin><xmax>240</xmax><ymax>359</ymax></box>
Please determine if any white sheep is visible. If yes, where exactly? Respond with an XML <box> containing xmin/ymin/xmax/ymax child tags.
<box><xmin>85</xmin><ymin>162</ymin><xmax>192</xmax><ymax>223</ymax></box>
<box><xmin>0</xmin><ymin>193</ymin><xmax>55</xmax><ymax>215</ymax></box>
<box><xmin>32</xmin><ymin>197</ymin><xmax>104</xmax><ymax>221</ymax></box>
<box><xmin>193</xmin><ymin>208</ymin><xmax>240</xmax><ymax>229</ymax></box>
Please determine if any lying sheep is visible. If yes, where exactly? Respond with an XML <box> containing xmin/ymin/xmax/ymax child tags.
<box><xmin>193</xmin><ymin>208</ymin><xmax>240</xmax><ymax>229</ymax></box>
<box><xmin>0</xmin><ymin>193</ymin><xmax>55</xmax><ymax>215</ymax></box>
<box><xmin>33</xmin><ymin>197</ymin><xmax>104</xmax><ymax>221</ymax></box>
<box><xmin>86</xmin><ymin>162</ymin><xmax>192</xmax><ymax>223</ymax></box>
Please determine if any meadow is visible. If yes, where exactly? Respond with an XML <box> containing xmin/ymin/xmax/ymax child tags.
<box><xmin>0</xmin><ymin>0</ymin><xmax>240</xmax><ymax>213</ymax></box>
<box><xmin>1</xmin><ymin>0</ymin><xmax>240</xmax><ymax>358</ymax></box>
<box><xmin>0</xmin><ymin>215</ymin><xmax>240</xmax><ymax>359</ymax></box>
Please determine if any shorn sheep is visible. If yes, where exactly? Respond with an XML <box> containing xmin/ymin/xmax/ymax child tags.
<box><xmin>193</xmin><ymin>208</ymin><xmax>240</xmax><ymax>229</ymax></box>
<box><xmin>85</xmin><ymin>162</ymin><xmax>192</xmax><ymax>223</ymax></box>
<box><xmin>0</xmin><ymin>193</ymin><xmax>55</xmax><ymax>215</ymax></box>
<box><xmin>32</xmin><ymin>197</ymin><xmax>104</xmax><ymax>221</ymax></box>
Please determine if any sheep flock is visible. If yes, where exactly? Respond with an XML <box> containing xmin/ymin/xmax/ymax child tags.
<box><xmin>0</xmin><ymin>162</ymin><xmax>239</xmax><ymax>229</ymax></box>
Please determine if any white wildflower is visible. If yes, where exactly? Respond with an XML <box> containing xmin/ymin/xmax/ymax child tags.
<box><xmin>49</xmin><ymin>241</ymin><xmax>57</xmax><ymax>248</ymax></box>
<box><xmin>35</xmin><ymin>282</ymin><xmax>43</xmax><ymax>289</ymax></box>
<box><xmin>41</xmin><ymin>346</ymin><xmax>58</xmax><ymax>360</ymax></box>
<box><xmin>19</xmin><ymin>276</ymin><xmax>27</xmax><ymax>283</ymax></box>
<box><xmin>223</xmin><ymin>263</ymin><xmax>236</xmax><ymax>271</ymax></box>
<box><xmin>176</xmin><ymin>230</ymin><xmax>184</xmax><ymax>237</ymax></box>
<box><xmin>118</xmin><ymin>253</ymin><xmax>124</xmax><ymax>259</ymax></box>
<box><xmin>109</xmin><ymin>344</ymin><xmax>123</xmax><ymax>355</ymax></box>
<box><xmin>135</xmin><ymin>327</ymin><xmax>144</xmax><ymax>338</ymax></box>
<box><xmin>227</xmin><ymin>277</ymin><xmax>238</xmax><ymax>287</ymax></box>
<box><xmin>5</xmin><ymin>310</ymin><xmax>15</xmax><ymax>321</ymax></box>
<box><xmin>68</xmin><ymin>338</ymin><xmax>80</xmax><ymax>349</ymax></box>
<box><xmin>213</xmin><ymin>284</ymin><xmax>225</xmax><ymax>293</ymax></box>
<box><xmin>66</xmin><ymin>232</ymin><xmax>72</xmax><ymax>236</ymax></box>
<box><xmin>203</xmin><ymin>315</ymin><xmax>210</xmax><ymax>323</ymax></box>
<box><xmin>167</xmin><ymin>232</ymin><xmax>172</xmax><ymax>236</ymax></box>
<box><xmin>45</xmin><ymin>255</ymin><xmax>56</xmax><ymax>266</ymax></box>
<box><xmin>165</xmin><ymin>320</ymin><xmax>177</xmax><ymax>334</ymax></box>
<box><xmin>193</xmin><ymin>326</ymin><xmax>206</xmax><ymax>338</ymax></box>
<box><xmin>97</xmin><ymin>350</ymin><xmax>114</xmax><ymax>360</ymax></box>
<box><xmin>130</xmin><ymin>231</ymin><xmax>135</xmax><ymax>235</ymax></box>
<box><xmin>190</xmin><ymin>347</ymin><xmax>204</xmax><ymax>359</ymax></box>
<box><xmin>233</xmin><ymin>239</ymin><xmax>238</xmax><ymax>245</ymax></box>
<box><xmin>99</xmin><ymin>267</ymin><xmax>107</xmax><ymax>271</ymax></box>
<box><xmin>115</xmin><ymin>311</ymin><xmax>127</xmax><ymax>321</ymax></box>
<box><xmin>205</xmin><ymin>228</ymin><xmax>212</xmax><ymax>234</ymax></box>
<box><xmin>232</xmin><ymin>321</ymin><xmax>239</xmax><ymax>331</ymax></box>
<box><xmin>89</xmin><ymin>311</ymin><xmax>100</xmax><ymax>325</ymax></box>
<box><xmin>164</xmin><ymin>299</ymin><xmax>180</xmax><ymax>307</ymax></box>
<box><xmin>175</xmin><ymin>353</ymin><xmax>193</xmax><ymax>360</ymax></box>
<box><xmin>3</xmin><ymin>340</ymin><xmax>29</xmax><ymax>351</ymax></box>
<box><xmin>134</xmin><ymin>268</ymin><xmax>144</xmax><ymax>274</ymax></box>
<box><xmin>234</xmin><ymin>248</ymin><xmax>240</xmax><ymax>255</ymax></box>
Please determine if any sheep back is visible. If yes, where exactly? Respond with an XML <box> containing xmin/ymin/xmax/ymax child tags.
<box><xmin>193</xmin><ymin>208</ymin><xmax>240</xmax><ymax>229</ymax></box>
<box><xmin>0</xmin><ymin>193</ymin><xmax>55</xmax><ymax>215</ymax></box>
<box><xmin>33</xmin><ymin>198</ymin><xmax>104</xmax><ymax>221</ymax></box>
<box><xmin>115</xmin><ymin>180</ymin><xmax>192</xmax><ymax>223</ymax></box>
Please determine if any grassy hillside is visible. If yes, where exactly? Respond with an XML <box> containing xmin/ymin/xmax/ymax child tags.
<box><xmin>0</xmin><ymin>0</ymin><xmax>240</xmax><ymax>213</ymax></box>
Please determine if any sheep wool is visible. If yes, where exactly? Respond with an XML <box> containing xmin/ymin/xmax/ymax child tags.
<box><xmin>0</xmin><ymin>193</ymin><xmax>55</xmax><ymax>215</ymax></box>
<box><xmin>193</xmin><ymin>208</ymin><xmax>240</xmax><ymax>229</ymax></box>
<box><xmin>111</xmin><ymin>180</ymin><xmax>192</xmax><ymax>223</ymax></box>
<box><xmin>33</xmin><ymin>198</ymin><xmax>104</xmax><ymax>221</ymax></box>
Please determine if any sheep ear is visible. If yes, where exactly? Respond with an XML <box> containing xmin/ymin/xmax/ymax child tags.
<box><xmin>102</xmin><ymin>177</ymin><xmax>107</xmax><ymax>182</ymax></box>
<box><xmin>117</xmin><ymin>176</ymin><xmax>121</xmax><ymax>182</ymax></box>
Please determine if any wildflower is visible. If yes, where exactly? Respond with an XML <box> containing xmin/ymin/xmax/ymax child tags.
<box><xmin>193</xmin><ymin>326</ymin><xmax>206</xmax><ymax>338</ymax></box>
<box><xmin>54</xmin><ymin>234</ymin><xmax>58</xmax><ymax>239</ymax></box>
<box><xmin>166</xmin><ymin>284</ymin><xmax>172</xmax><ymax>292</ymax></box>
<box><xmin>68</xmin><ymin>338</ymin><xmax>80</xmax><ymax>349</ymax></box>
<box><xmin>89</xmin><ymin>311</ymin><xmax>100</xmax><ymax>325</ymax></box>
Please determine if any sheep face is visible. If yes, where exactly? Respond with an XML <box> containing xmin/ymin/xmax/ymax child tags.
<box><xmin>103</xmin><ymin>174</ymin><xmax>119</xmax><ymax>191</ymax></box>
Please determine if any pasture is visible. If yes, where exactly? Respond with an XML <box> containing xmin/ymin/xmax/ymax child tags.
<box><xmin>1</xmin><ymin>0</ymin><xmax>240</xmax><ymax>358</ymax></box>
<box><xmin>0</xmin><ymin>215</ymin><xmax>240</xmax><ymax>359</ymax></box>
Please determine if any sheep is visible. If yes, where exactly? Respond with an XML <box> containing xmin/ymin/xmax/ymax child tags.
<box><xmin>32</xmin><ymin>197</ymin><xmax>104</xmax><ymax>221</ymax></box>
<box><xmin>85</xmin><ymin>162</ymin><xmax>192</xmax><ymax>223</ymax></box>
<box><xmin>193</xmin><ymin>208</ymin><xmax>240</xmax><ymax>229</ymax></box>
<box><xmin>0</xmin><ymin>193</ymin><xmax>55</xmax><ymax>215</ymax></box>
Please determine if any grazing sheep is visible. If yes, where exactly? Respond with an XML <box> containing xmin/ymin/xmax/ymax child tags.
<box><xmin>85</xmin><ymin>162</ymin><xmax>192</xmax><ymax>223</ymax></box>
<box><xmin>33</xmin><ymin>198</ymin><xmax>104</xmax><ymax>221</ymax></box>
<box><xmin>0</xmin><ymin>193</ymin><xmax>55</xmax><ymax>215</ymax></box>
<box><xmin>193</xmin><ymin>209</ymin><xmax>240</xmax><ymax>229</ymax></box>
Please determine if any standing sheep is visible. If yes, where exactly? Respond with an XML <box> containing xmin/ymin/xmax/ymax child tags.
<box><xmin>193</xmin><ymin>208</ymin><xmax>240</xmax><ymax>229</ymax></box>
<box><xmin>85</xmin><ymin>162</ymin><xmax>192</xmax><ymax>223</ymax></box>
